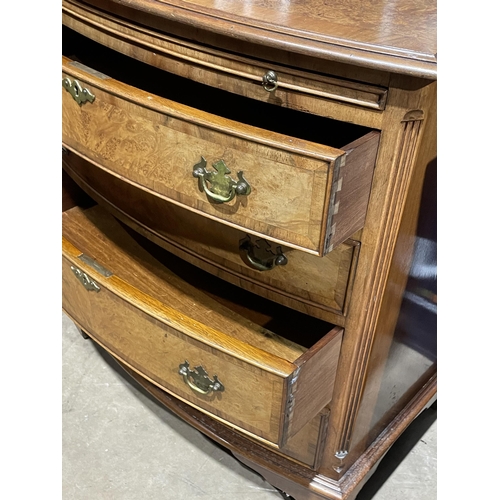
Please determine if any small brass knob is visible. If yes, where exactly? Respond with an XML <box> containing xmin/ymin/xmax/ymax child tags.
<box><xmin>262</xmin><ymin>70</ymin><xmax>278</xmax><ymax>92</ymax></box>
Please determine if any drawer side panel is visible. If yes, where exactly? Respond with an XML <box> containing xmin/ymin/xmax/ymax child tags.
<box><xmin>281</xmin><ymin>326</ymin><xmax>343</xmax><ymax>445</ymax></box>
<box><xmin>324</xmin><ymin>131</ymin><xmax>380</xmax><ymax>253</ymax></box>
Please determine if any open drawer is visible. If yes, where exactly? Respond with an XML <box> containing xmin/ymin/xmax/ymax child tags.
<box><xmin>62</xmin><ymin>205</ymin><xmax>343</xmax><ymax>448</ymax></box>
<box><xmin>63</xmin><ymin>151</ymin><xmax>359</xmax><ymax>323</ymax></box>
<box><xmin>62</xmin><ymin>27</ymin><xmax>379</xmax><ymax>256</ymax></box>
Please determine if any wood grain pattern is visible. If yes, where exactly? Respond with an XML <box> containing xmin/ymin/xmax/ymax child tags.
<box><xmin>63</xmin><ymin>151</ymin><xmax>359</xmax><ymax>324</ymax></box>
<box><xmin>323</xmin><ymin>132</ymin><xmax>379</xmax><ymax>254</ymax></box>
<box><xmin>62</xmin><ymin>0</ymin><xmax>388</xmax><ymax>115</ymax></box>
<box><xmin>61</xmin><ymin>2</ymin><xmax>437</xmax><ymax>496</ymax></box>
<box><xmin>336</xmin><ymin>117</ymin><xmax>425</xmax><ymax>460</ymax></box>
<box><xmin>279</xmin><ymin>409</ymin><xmax>330</xmax><ymax>469</ymax></box>
<box><xmin>346</xmin><ymin>98</ymin><xmax>436</xmax><ymax>471</ymax></box>
<box><xmin>320</xmin><ymin>76</ymin><xmax>437</xmax><ymax>477</ymax></box>
<box><xmin>63</xmin><ymin>205</ymin><xmax>343</xmax><ymax>446</ymax></box>
<box><xmin>282</xmin><ymin>327</ymin><xmax>343</xmax><ymax>445</ymax></box>
<box><xmin>61</xmin><ymin>53</ymin><xmax>379</xmax><ymax>255</ymax></box>
<box><xmin>63</xmin><ymin>264</ymin><xmax>285</xmax><ymax>442</ymax></box>
<box><xmin>115</xmin><ymin>358</ymin><xmax>436</xmax><ymax>500</ymax></box>
<box><xmin>63</xmin><ymin>206</ymin><xmax>305</xmax><ymax>364</ymax></box>
<box><xmin>76</xmin><ymin>0</ymin><xmax>437</xmax><ymax>78</ymax></box>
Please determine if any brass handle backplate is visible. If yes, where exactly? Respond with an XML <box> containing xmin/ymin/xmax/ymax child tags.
<box><xmin>239</xmin><ymin>235</ymin><xmax>288</xmax><ymax>271</ymax></box>
<box><xmin>262</xmin><ymin>70</ymin><xmax>278</xmax><ymax>92</ymax></box>
<box><xmin>62</xmin><ymin>77</ymin><xmax>95</xmax><ymax>106</ymax></box>
<box><xmin>178</xmin><ymin>361</ymin><xmax>224</xmax><ymax>395</ymax></box>
<box><xmin>193</xmin><ymin>157</ymin><xmax>251</xmax><ymax>203</ymax></box>
<box><xmin>70</xmin><ymin>266</ymin><xmax>100</xmax><ymax>292</ymax></box>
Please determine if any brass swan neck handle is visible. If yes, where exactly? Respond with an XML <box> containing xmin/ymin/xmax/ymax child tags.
<box><xmin>193</xmin><ymin>157</ymin><xmax>251</xmax><ymax>204</ymax></box>
<box><xmin>239</xmin><ymin>236</ymin><xmax>288</xmax><ymax>272</ymax></box>
<box><xmin>178</xmin><ymin>361</ymin><xmax>224</xmax><ymax>395</ymax></box>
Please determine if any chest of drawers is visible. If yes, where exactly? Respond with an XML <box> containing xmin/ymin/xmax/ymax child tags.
<box><xmin>61</xmin><ymin>0</ymin><xmax>437</xmax><ymax>498</ymax></box>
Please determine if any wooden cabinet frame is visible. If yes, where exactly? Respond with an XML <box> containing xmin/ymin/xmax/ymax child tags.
<box><xmin>62</xmin><ymin>0</ymin><xmax>437</xmax><ymax>498</ymax></box>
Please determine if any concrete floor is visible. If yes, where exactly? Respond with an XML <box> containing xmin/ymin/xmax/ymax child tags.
<box><xmin>62</xmin><ymin>312</ymin><xmax>437</xmax><ymax>500</ymax></box>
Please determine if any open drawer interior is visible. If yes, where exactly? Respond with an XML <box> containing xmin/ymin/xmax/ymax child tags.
<box><xmin>62</xmin><ymin>25</ymin><xmax>372</xmax><ymax>149</ymax></box>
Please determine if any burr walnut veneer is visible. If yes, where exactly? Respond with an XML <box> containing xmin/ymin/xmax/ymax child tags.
<box><xmin>62</xmin><ymin>0</ymin><xmax>437</xmax><ymax>498</ymax></box>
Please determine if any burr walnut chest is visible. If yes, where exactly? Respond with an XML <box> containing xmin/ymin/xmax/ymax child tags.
<box><xmin>61</xmin><ymin>0</ymin><xmax>437</xmax><ymax>498</ymax></box>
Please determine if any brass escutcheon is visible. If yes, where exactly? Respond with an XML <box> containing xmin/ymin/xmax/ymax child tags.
<box><xmin>70</xmin><ymin>266</ymin><xmax>100</xmax><ymax>292</ymax></box>
<box><xmin>193</xmin><ymin>156</ymin><xmax>251</xmax><ymax>204</ymax></box>
<box><xmin>62</xmin><ymin>77</ymin><xmax>95</xmax><ymax>106</ymax></box>
<box><xmin>178</xmin><ymin>361</ymin><xmax>224</xmax><ymax>395</ymax></box>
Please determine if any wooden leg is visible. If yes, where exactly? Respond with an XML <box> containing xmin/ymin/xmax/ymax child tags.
<box><xmin>77</xmin><ymin>327</ymin><xmax>90</xmax><ymax>340</ymax></box>
<box><xmin>277</xmin><ymin>490</ymin><xmax>295</xmax><ymax>499</ymax></box>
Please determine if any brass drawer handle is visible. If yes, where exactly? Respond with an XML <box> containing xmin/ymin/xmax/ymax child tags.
<box><xmin>193</xmin><ymin>157</ymin><xmax>251</xmax><ymax>204</ymax></box>
<box><xmin>62</xmin><ymin>77</ymin><xmax>95</xmax><ymax>106</ymax></box>
<box><xmin>262</xmin><ymin>70</ymin><xmax>278</xmax><ymax>92</ymax></box>
<box><xmin>70</xmin><ymin>266</ymin><xmax>100</xmax><ymax>292</ymax></box>
<box><xmin>239</xmin><ymin>235</ymin><xmax>288</xmax><ymax>271</ymax></box>
<box><xmin>178</xmin><ymin>361</ymin><xmax>224</xmax><ymax>395</ymax></box>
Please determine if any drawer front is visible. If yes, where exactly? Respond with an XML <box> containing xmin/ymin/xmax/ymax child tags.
<box><xmin>63</xmin><ymin>252</ymin><xmax>287</xmax><ymax>444</ymax></box>
<box><xmin>63</xmin><ymin>152</ymin><xmax>358</xmax><ymax>322</ymax></box>
<box><xmin>123</xmin><ymin>359</ymin><xmax>329</xmax><ymax>469</ymax></box>
<box><xmin>62</xmin><ymin>56</ymin><xmax>379</xmax><ymax>255</ymax></box>
<box><xmin>62</xmin><ymin>205</ymin><xmax>344</xmax><ymax>447</ymax></box>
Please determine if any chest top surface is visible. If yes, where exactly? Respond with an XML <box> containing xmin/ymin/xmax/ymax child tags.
<box><xmin>82</xmin><ymin>0</ymin><xmax>436</xmax><ymax>79</ymax></box>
